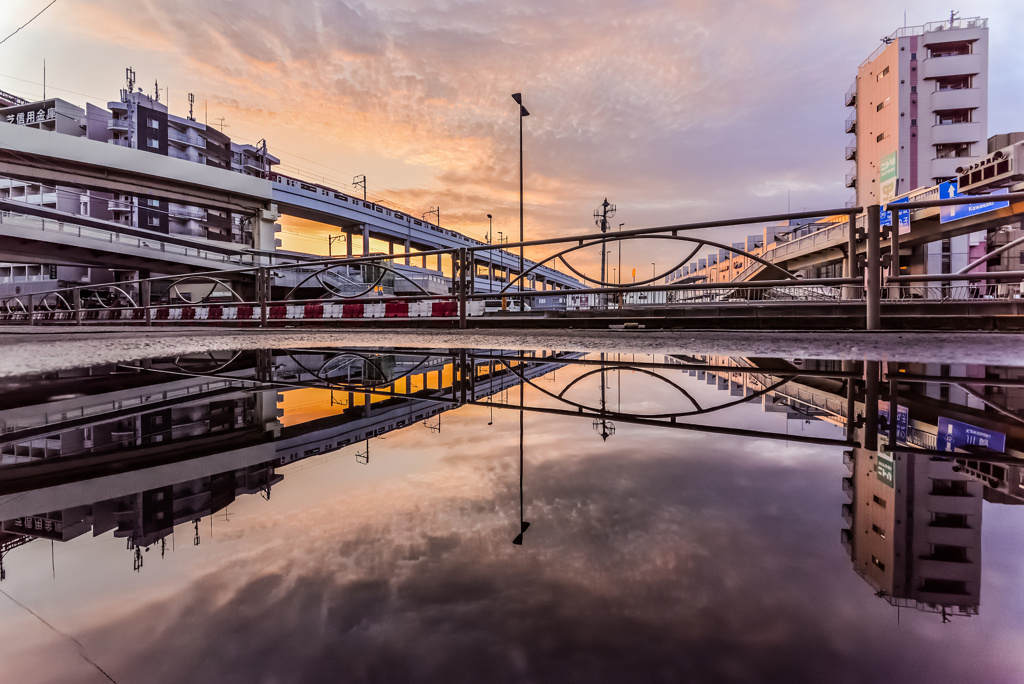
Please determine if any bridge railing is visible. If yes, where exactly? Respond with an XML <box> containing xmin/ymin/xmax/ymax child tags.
<box><xmin>0</xmin><ymin>209</ymin><xmax>266</xmax><ymax>267</ymax></box>
<box><xmin>4</xmin><ymin>191</ymin><xmax>1024</xmax><ymax>329</ymax></box>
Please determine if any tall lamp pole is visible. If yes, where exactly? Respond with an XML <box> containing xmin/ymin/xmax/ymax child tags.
<box><xmin>487</xmin><ymin>213</ymin><xmax>493</xmax><ymax>293</ymax></box>
<box><xmin>512</xmin><ymin>93</ymin><xmax>530</xmax><ymax>302</ymax></box>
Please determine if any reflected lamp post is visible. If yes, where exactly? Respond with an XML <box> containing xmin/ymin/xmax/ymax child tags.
<box><xmin>512</xmin><ymin>93</ymin><xmax>530</xmax><ymax>303</ymax></box>
<box><xmin>487</xmin><ymin>213</ymin><xmax>493</xmax><ymax>293</ymax></box>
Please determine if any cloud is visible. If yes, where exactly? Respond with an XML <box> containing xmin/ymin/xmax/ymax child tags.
<box><xmin>28</xmin><ymin>0</ymin><xmax>1024</xmax><ymax>272</ymax></box>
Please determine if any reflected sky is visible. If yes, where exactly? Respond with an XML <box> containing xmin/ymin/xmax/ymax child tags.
<box><xmin>1</xmin><ymin>351</ymin><xmax>1023</xmax><ymax>683</ymax></box>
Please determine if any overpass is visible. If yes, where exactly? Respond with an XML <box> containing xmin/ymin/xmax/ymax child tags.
<box><xmin>0</xmin><ymin>121</ymin><xmax>580</xmax><ymax>291</ymax></box>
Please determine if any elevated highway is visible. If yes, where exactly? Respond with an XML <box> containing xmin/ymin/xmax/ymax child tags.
<box><xmin>0</xmin><ymin>121</ymin><xmax>579</xmax><ymax>291</ymax></box>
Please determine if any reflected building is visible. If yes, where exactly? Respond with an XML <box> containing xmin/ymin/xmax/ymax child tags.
<box><xmin>0</xmin><ymin>348</ymin><xmax>577</xmax><ymax>577</ymax></box>
<box><xmin>842</xmin><ymin>447</ymin><xmax>982</xmax><ymax>619</ymax></box>
<box><xmin>685</xmin><ymin>353</ymin><xmax>1024</xmax><ymax>620</ymax></box>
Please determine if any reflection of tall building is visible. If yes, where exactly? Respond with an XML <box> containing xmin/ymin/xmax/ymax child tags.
<box><xmin>842</xmin><ymin>446</ymin><xmax>982</xmax><ymax>618</ymax></box>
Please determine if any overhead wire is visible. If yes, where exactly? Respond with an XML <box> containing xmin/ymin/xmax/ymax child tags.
<box><xmin>0</xmin><ymin>0</ymin><xmax>59</xmax><ymax>48</ymax></box>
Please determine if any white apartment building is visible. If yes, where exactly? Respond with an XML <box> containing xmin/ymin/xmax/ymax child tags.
<box><xmin>846</xmin><ymin>15</ymin><xmax>989</xmax><ymax>206</ymax></box>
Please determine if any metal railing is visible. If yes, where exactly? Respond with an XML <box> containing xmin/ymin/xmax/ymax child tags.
<box><xmin>1</xmin><ymin>191</ymin><xmax>1022</xmax><ymax>330</ymax></box>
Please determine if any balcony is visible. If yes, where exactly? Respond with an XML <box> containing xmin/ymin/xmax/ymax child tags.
<box><xmin>107</xmin><ymin>118</ymin><xmax>129</xmax><ymax>131</ymax></box>
<box><xmin>845</xmin><ymin>84</ymin><xmax>857</xmax><ymax>107</ymax></box>
<box><xmin>845</xmin><ymin>168</ymin><xmax>857</xmax><ymax>188</ymax></box>
<box><xmin>841</xmin><ymin>503</ymin><xmax>853</xmax><ymax>525</ymax></box>
<box><xmin>845</xmin><ymin>195</ymin><xmax>856</xmax><ymax>209</ymax></box>
<box><xmin>108</xmin><ymin>199</ymin><xmax>132</xmax><ymax>213</ymax></box>
<box><xmin>930</xmin><ymin>87</ymin><xmax>983</xmax><ymax>112</ymax></box>
<box><xmin>845</xmin><ymin>143</ymin><xmax>857</xmax><ymax>161</ymax></box>
<box><xmin>929</xmin><ymin>156</ymin><xmax>967</xmax><ymax>179</ymax></box>
<box><xmin>921</xmin><ymin>53</ymin><xmax>984</xmax><ymax>80</ymax></box>
<box><xmin>844</xmin><ymin>115</ymin><xmax>857</xmax><ymax>134</ymax></box>
<box><xmin>169</xmin><ymin>205</ymin><xmax>206</xmax><ymax>220</ymax></box>
<box><xmin>109</xmin><ymin>138</ymin><xmax>131</xmax><ymax>148</ymax></box>
<box><xmin>842</xmin><ymin>476</ymin><xmax>853</xmax><ymax>495</ymax></box>
<box><xmin>167</xmin><ymin>128</ymin><xmax>205</xmax><ymax>148</ymax></box>
<box><xmin>931</xmin><ymin>121</ymin><xmax>983</xmax><ymax>145</ymax></box>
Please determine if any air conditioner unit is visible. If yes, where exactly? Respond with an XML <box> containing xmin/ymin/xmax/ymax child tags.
<box><xmin>957</xmin><ymin>142</ymin><xmax>1024</xmax><ymax>194</ymax></box>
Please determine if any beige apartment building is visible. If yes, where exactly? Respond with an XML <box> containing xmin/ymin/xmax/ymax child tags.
<box><xmin>846</xmin><ymin>16</ymin><xmax>989</xmax><ymax>207</ymax></box>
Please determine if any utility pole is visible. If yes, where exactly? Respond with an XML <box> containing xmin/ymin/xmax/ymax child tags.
<box><xmin>594</xmin><ymin>199</ymin><xmax>616</xmax><ymax>309</ymax></box>
<box><xmin>594</xmin><ymin>199</ymin><xmax>616</xmax><ymax>287</ymax></box>
<box><xmin>353</xmin><ymin>175</ymin><xmax>366</xmax><ymax>201</ymax></box>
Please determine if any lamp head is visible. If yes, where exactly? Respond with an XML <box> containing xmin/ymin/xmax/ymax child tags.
<box><xmin>511</xmin><ymin>93</ymin><xmax>522</xmax><ymax>105</ymax></box>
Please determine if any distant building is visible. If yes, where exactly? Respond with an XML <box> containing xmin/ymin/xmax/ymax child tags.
<box><xmin>846</xmin><ymin>15</ymin><xmax>989</xmax><ymax>207</ymax></box>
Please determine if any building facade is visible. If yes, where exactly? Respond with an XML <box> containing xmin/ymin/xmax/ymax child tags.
<box><xmin>847</xmin><ymin>16</ymin><xmax>989</xmax><ymax>207</ymax></box>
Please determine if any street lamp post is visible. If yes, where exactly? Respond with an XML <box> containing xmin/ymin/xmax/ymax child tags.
<box><xmin>618</xmin><ymin>222</ymin><xmax>624</xmax><ymax>310</ymax></box>
<box><xmin>487</xmin><ymin>214</ymin><xmax>493</xmax><ymax>293</ymax></box>
<box><xmin>652</xmin><ymin>262</ymin><xmax>656</xmax><ymax>280</ymax></box>
<box><xmin>512</xmin><ymin>93</ymin><xmax>530</xmax><ymax>304</ymax></box>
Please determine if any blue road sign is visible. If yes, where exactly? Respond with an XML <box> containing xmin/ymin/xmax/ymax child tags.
<box><xmin>878</xmin><ymin>401</ymin><xmax>908</xmax><ymax>442</ymax></box>
<box><xmin>939</xmin><ymin>181</ymin><xmax>1009</xmax><ymax>224</ymax></box>
<box><xmin>938</xmin><ymin>417</ymin><xmax>1006</xmax><ymax>453</ymax></box>
<box><xmin>881</xmin><ymin>197</ymin><xmax>910</xmax><ymax>234</ymax></box>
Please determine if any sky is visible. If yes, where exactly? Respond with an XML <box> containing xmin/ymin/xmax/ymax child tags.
<box><xmin>2</xmin><ymin>0</ymin><xmax>1024</xmax><ymax>272</ymax></box>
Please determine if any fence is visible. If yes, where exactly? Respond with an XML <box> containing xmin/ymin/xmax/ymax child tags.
<box><xmin>2</xmin><ymin>192</ymin><xmax>1024</xmax><ymax>330</ymax></box>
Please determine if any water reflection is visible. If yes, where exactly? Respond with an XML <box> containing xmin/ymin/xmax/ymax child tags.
<box><xmin>0</xmin><ymin>347</ymin><xmax>1022</xmax><ymax>681</ymax></box>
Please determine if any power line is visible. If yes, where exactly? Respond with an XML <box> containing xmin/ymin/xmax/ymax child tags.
<box><xmin>0</xmin><ymin>0</ymin><xmax>59</xmax><ymax>48</ymax></box>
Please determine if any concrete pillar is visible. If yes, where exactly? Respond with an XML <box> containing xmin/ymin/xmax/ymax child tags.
<box><xmin>404</xmin><ymin>239</ymin><xmax>411</xmax><ymax>266</ymax></box>
<box><xmin>346</xmin><ymin>230</ymin><xmax>353</xmax><ymax>257</ymax></box>
<box><xmin>254</xmin><ymin>203</ymin><xmax>281</xmax><ymax>251</ymax></box>
<box><xmin>362</xmin><ymin>225</ymin><xmax>370</xmax><ymax>256</ymax></box>
<box><xmin>866</xmin><ymin>204</ymin><xmax>881</xmax><ymax>330</ymax></box>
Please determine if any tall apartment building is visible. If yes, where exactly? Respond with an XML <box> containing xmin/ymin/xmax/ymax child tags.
<box><xmin>842</xmin><ymin>446</ymin><xmax>983</xmax><ymax>619</ymax></box>
<box><xmin>846</xmin><ymin>16</ymin><xmax>989</xmax><ymax>207</ymax></box>
<box><xmin>0</xmin><ymin>77</ymin><xmax>280</xmax><ymax>295</ymax></box>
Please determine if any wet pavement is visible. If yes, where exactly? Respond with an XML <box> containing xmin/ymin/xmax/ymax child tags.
<box><xmin>1</xmin><ymin>343</ymin><xmax>1022</xmax><ymax>683</ymax></box>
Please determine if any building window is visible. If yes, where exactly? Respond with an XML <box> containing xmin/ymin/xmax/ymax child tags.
<box><xmin>936</xmin><ymin>109</ymin><xmax>971</xmax><ymax>125</ymax></box>
<box><xmin>871</xmin><ymin>524</ymin><xmax>886</xmax><ymax>538</ymax></box>
<box><xmin>148</xmin><ymin>198</ymin><xmax>160</xmax><ymax>207</ymax></box>
<box><xmin>911</xmin><ymin>52</ymin><xmax>917</xmax><ymax>60</ymax></box>
<box><xmin>931</xmin><ymin>478</ymin><xmax>970</xmax><ymax>496</ymax></box>
<box><xmin>148</xmin><ymin>118</ymin><xmax>159</xmax><ymax>129</ymax></box>
<box><xmin>871</xmin><ymin>555</ymin><xmax>885</xmax><ymax>571</ymax></box>
<box><xmin>935</xmin><ymin>143</ymin><xmax>971</xmax><ymax>159</ymax></box>
<box><xmin>149</xmin><ymin>216</ymin><xmax>160</xmax><ymax>226</ymax></box>
<box><xmin>929</xmin><ymin>544</ymin><xmax>968</xmax><ymax>562</ymax></box>
<box><xmin>872</xmin><ymin>495</ymin><xmax>886</xmax><ymax>508</ymax></box>
<box><xmin>932</xmin><ymin>512</ymin><xmax>969</xmax><ymax>528</ymax></box>
<box><xmin>876</xmin><ymin>132</ymin><xmax>886</xmax><ymax>142</ymax></box>
<box><xmin>876</xmin><ymin>101</ymin><xmax>885</xmax><ymax>112</ymax></box>
<box><xmin>937</xmin><ymin>75</ymin><xmax>972</xmax><ymax>91</ymax></box>
<box><xmin>147</xmin><ymin>138</ymin><xmax>159</xmax><ymax>148</ymax></box>
<box><xmin>929</xmin><ymin>42</ymin><xmax>971</xmax><ymax>58</ymax></box>
<box><xmin>919</xmin><ymin>578</ymin><xmax>968</xmax><ymax>594</ymax></box>
<box><xmin>876</xmin><ymin>65</ymin><xmax>890</xmax><ymax>82</ymax></box>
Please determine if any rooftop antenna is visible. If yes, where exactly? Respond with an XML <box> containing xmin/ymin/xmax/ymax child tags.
<box><xmin>187</xmin><ymin>93</ymin><xmax>195</xmax><ymax>122</ymax></box>
<box><xmin>123</xmin><ymin>66</ymin><xmax>136</xmax><ymax>103</ymax></box>
<box><xmin>154</xmin><ymin>78</ymin><xmax>159</xmax><ymax>102</ymax></box>
<box><xmin>212</xmin><ymin>116</ymin><xmax>229</xmax><ymax>133</ymax></box>
<box><xmin>42</xmin><ymin>59</ymin><xmax>45</xmax><ymax>100</ymax></box>
<box><xmin>950</xmin><ymin>10</ymin><xmax>958</xmax><ymax>23</ymax></box>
